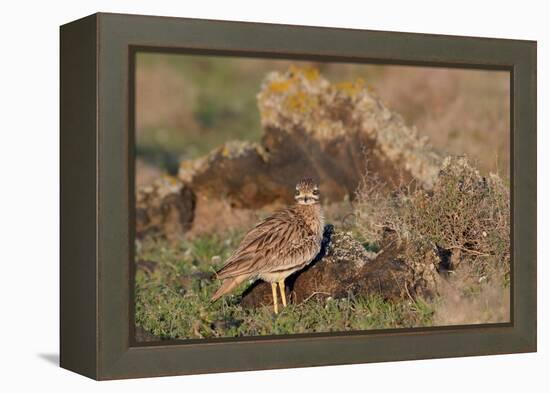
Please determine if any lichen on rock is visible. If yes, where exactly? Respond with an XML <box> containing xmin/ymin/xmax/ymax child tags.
<box><xmin>324</xmin><ymin>230</ymin><xmax>377</xmax><ymax>268</ymax></box>
<box><xmin>177</xmin><ymin>66</ymin><xmax>441</xmax><ymax>210</ymax></box>
<box><xmin>258</xmin><ymin>66</ymin><xmax>441</xmax><ymax>187</ymax></box>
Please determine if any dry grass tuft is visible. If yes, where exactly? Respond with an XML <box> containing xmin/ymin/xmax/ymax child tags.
<box><xmin>356</xmin><ymin>156</ymin><xmax>510</xmax><ymax>290</ymax></box>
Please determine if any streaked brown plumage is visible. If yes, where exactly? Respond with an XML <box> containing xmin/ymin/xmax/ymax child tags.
<box><xmin>211</xmin><ymin>178</ymin><xmax>324</xmax><ymax>313</ymax></box>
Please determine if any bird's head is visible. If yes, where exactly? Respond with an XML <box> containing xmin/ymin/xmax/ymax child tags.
<box><xmin>294</xmin><ymin>178</ymin><xmax>320</xmax><ymax>205</ymax></box>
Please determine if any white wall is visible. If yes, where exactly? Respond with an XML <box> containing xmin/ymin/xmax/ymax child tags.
<box><xmin>0</xmin><ymin>0</ymin><xmax>546</xmax><ymax>391</ymax></box>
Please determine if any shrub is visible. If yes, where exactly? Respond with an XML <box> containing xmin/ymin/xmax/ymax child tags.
<box><xmin>356</xmin><ymin>156</ymin><xmax>510</xmax><ymax>287</ymax></box>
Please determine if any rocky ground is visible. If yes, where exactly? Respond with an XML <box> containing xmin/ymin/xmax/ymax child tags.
<box><xmin>134</xmin><ymin>67</ymin><xmax>510</xmax><ymax>341</ymax></box>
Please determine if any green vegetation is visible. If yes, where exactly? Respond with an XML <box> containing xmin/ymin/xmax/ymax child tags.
<box><xmin>135</xmin><ymin>234</ymin><xmax>434</xmax><ymax>340</ymax></box>
<box><xmin>134</xmin><ymin>157</ymin><xmax>510</xmax><ymax>341</ymax></box>
<box><xmin>136</xmin><ymin>54</ymin><xmax>275</xmax><ymax>170</ymax></box>
<box><xmin>356</xmin><ymin>156</ymin><xmax>510</xmax><ymax>280</ymax></box>
<box><xmin>134</xmin><ymin>57</ymin><xmax>511</xmax><ymax>339</ymax></box>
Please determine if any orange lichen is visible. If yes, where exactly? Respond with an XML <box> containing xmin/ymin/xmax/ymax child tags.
<box><xmin>283</xmin><ymin>91</ymin><xmax>318</xmax><ymax>113</ymax></box>
<box><xmin>300</xmin><ymin>66</ymin><xmax>320</xmax><ymax>82</ymax></box>
<box><xmin>287</xmin><ymin>65</ymin><xmax>319</xmax><ymax>81</ymax></box>
<box><xmin>335</xmin><ymin>78</ymin><xmax>366</xmax><ymax>97</ymax></box>
<box><xmin>267</xmin><ymin>66</ymin><xmax>320</xmax><ymax>95</ymax></box>
<box><xmin>161</xmin><ymin>174</ymin><xmax>180</xmax><ymax>185</ymax></box>
<box><xmin>268</xmin><ymin>80</ymin><xmax>292</xmax><ymax>93</ymax></box>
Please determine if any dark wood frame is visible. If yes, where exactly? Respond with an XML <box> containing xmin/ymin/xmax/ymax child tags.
<box><xmin>60</xmin><ymin>12</ymin><xmax>537</xmax><ymax>380</ymax></box>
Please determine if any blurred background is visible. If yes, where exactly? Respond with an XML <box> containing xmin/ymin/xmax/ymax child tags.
<box><xmin>135</xmin><ymin>52</ymin><xmax>510</xmax><ymax>181</ymax></box>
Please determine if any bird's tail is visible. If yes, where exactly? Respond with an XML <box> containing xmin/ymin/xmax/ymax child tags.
<box><xmin>211</xmin><ymin>275</ymin><xmax>247</xmax><ymax>302</ymax></box>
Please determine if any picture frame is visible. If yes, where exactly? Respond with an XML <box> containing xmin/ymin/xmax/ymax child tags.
<box><xmin>60</xmin><ymin>12</ymin><xmax>537</xmax><ymax>380</ymax></box>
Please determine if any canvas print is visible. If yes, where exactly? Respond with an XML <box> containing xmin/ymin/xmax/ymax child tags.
<box><xmin>133</xmin><ymin>53</ymin><xmax>510</xmax><ymax>341</ymax></box>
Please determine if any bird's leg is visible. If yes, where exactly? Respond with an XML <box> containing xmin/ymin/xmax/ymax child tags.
<box><xmin>271</xmin><ymin>282</ymin><xmax>279</xmax><ymax>314</ymax></box>
<box><xmin>278</xmin><ymin>280</ymin><xmax>287</xmax><ymax>307</ymax></box>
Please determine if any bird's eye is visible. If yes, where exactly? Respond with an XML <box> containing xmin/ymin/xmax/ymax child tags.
<box><xmin>313</xmin><ymin>189</ymin><xmax>319</xmax><ymax>195</ymax></box>
<box><xmin>295</xmin><ymin>190</ymin><xmax>300</xmax><ymax>196</ymax></box>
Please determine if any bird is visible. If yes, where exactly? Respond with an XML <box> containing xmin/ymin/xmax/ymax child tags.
<box><xmin>211</xmin><ymin>178</ymin><xmax>324</xmax><ymax>314</ymax></box>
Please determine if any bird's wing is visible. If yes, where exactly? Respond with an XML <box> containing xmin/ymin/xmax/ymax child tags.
<box><xmin>215</xmin><ymin>208</ymin><xmax>321</xmax><ymax>279</ymax></box>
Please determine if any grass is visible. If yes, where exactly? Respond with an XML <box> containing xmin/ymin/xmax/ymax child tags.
<box><xmin>134</xmin><ymin>59</ymin><xmax>511</xmax><ymax>338</ymax></box>
<box><xmin>354</xmin><ymin>156</ymin><xmax>511</xmax><ymax>325</ymax></box>
<box><xmin>135</xmin><ymin>154</ymin><xmax>511</xmax><ymax>341</ymax></box>
<box><xmin>135</xmin><ymin>54</ymin><xmax>273</xmax><ymax>168</ymax></box>
<box><xmin>135</xmin><ymin>234</ymin><xmax>435</xmax><ymax>340</ymax></box>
